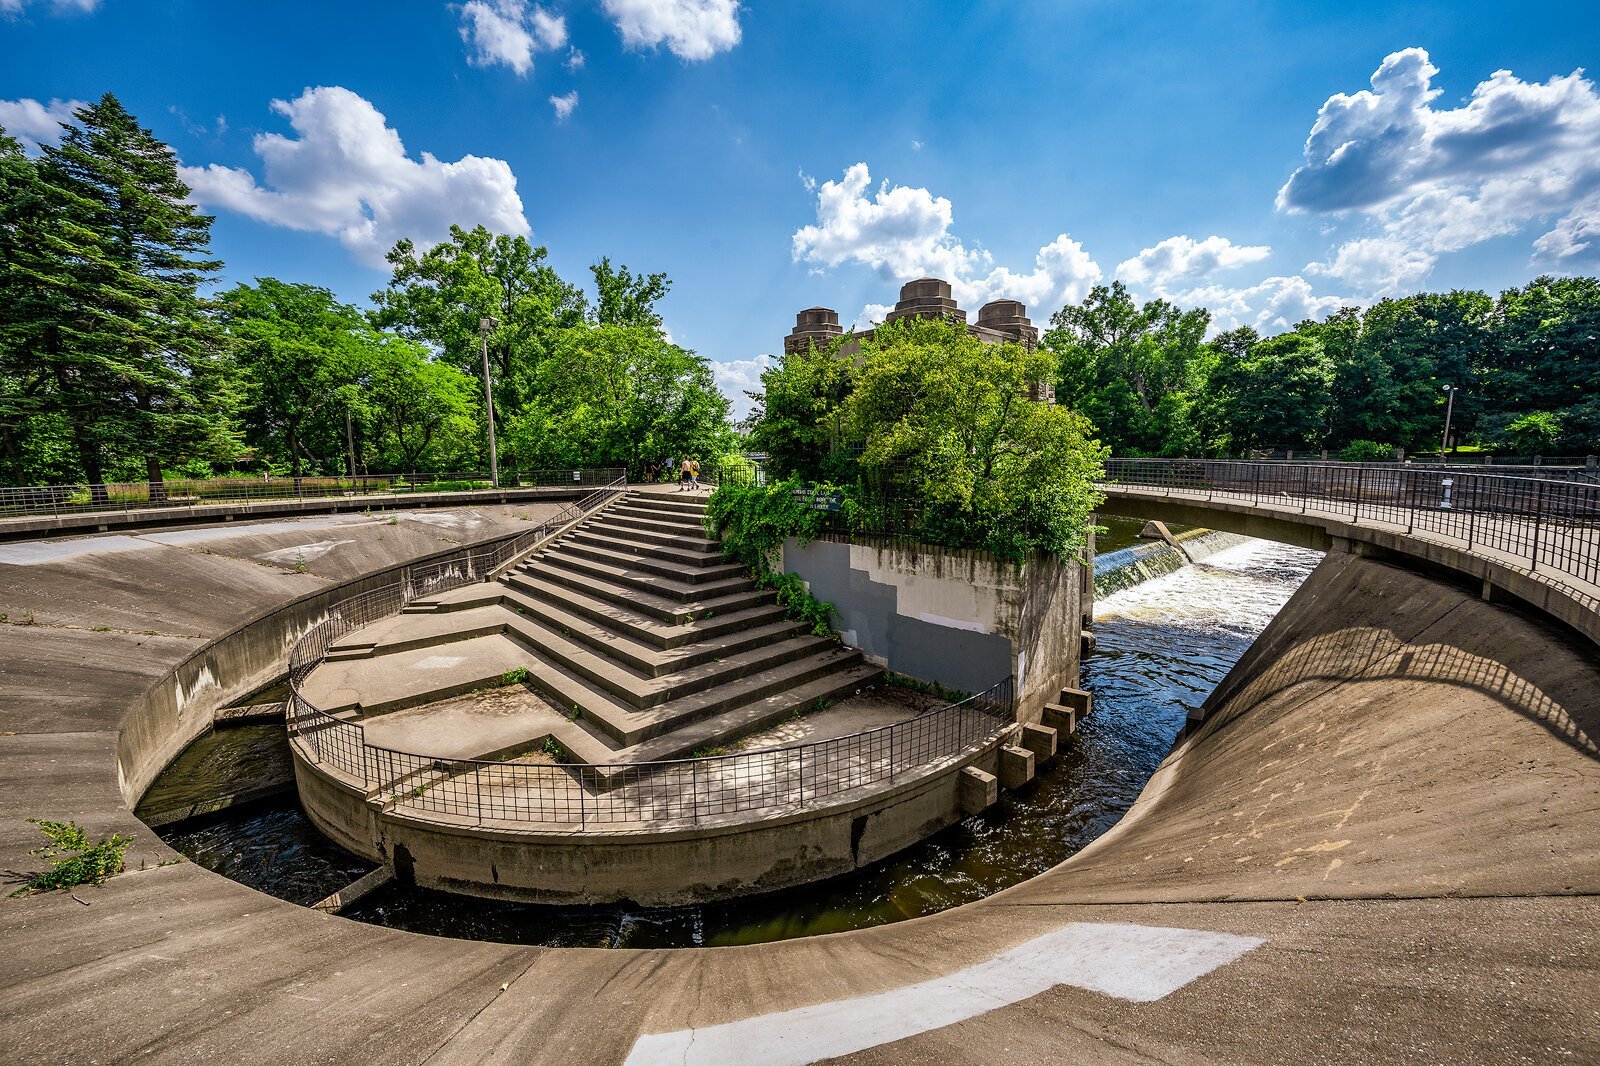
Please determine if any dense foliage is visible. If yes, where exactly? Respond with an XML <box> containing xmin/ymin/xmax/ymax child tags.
<box><xmin>0</xmin><ymin>96</ymin><xmax>734</xmax><ymax>487</ymax></box>
<box><xmin>15</xmin><ymin>818</ymin><xmax>133</xmax><ymax>894</ymax></box>
<box><xmin>1046</xmin><ymin>279</ymin><xmax>1600</xmax><ymax>458</ymax></box>
<box><xmin>743</xmin><ymin>318</ymin><xmax>1106</xmax><ymax>564</ymax></box>
<box><xmin>703</xmin><ymin>477</ymin><xmax>836</xmax><ymax>636</ymax></box>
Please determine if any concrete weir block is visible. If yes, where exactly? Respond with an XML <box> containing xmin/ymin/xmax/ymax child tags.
<box><xmin>1020</xmin><ymin>723</ymin><xmax>1057</xmax><ymax>760</ymax></box>
<box><xmin>959</xmin><ymin>766</ymin><xmax>998</xmax><ymax>814</ymax></box>
<box><xmin>1057</xmin><ymin>687</ymin><xmax>1092</xmax><ymax>716</ymax></box>
<box><xmin>1042</xmin><ymin>703</ymin><xmax>1079</xmax><ymax>734</ymax></box>
<box><xmin>998</xmin><ymin>745</ymin><xmax>1035</xmax><ymax>790</ymax></box>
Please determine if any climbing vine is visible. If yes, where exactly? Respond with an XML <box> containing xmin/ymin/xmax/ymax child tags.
<box><xmin>705</xmin><ymin>478</ymin><xmax>839</xmax><ymax>638</ymax></box>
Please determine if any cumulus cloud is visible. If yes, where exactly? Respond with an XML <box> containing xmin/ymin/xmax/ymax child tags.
<box><xmin>1</xmin><ymin>0</ymin><xmax>99</xmax><ymax>14</ymax></box>
<box><xmin>1306</xmin><ymin>235</ymin><xmax>1436</xmax><ymax>295</ymax></box>
<box><xmin>792</xmin><ymin>162</ymin><xmax>1103</xmax><ymax>319</ymax></box>
<box><xmin>1279</xmin><ymin>47</ymin><xmax>1600</xmax><ymax>274</ymax></box>
<box><xmin>549</xmin><ymin>90</ymin><xmax>579</xmax><ymax>122</ymax></box>
<box><xmin>459</xmin><ymin>0</ymin><xmax>566</xmax><ymax>75</ymax></box>
<box><xmin>601</xmin><ymin>0</ymin><xmax>741</xmax><ymax>61</ymax></box>
<box><xmin>712</xmin><ymin>355</ymin><xmax>772</xmax><ymax>420</ymax></box>
<box><xmin>565</xmin><ymin>47</ymin><xmax>585</xmax><ymax>71</ymax></box>
<box><xmin>1116</xmin><ymin>234</ymin><xmax>1271</xmax><ymax>287</ymax></box>
<box><xmin>1170</xmin><ymin>275</ymin><xmax>1353</xmax><ymax>335</ymax></box>
<box><xmin>0</xmin><ymin>96</ymin><xmax>82</xmax><ymax>151</ymax></box>
<box><xmin>180</xmin><ymin>86</ymin><xmax>530</xmax><ymax>268</ymax></box>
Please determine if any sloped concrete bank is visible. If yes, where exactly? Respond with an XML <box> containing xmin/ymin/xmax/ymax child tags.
<box><xmin>2</xmin><ymin>506</ymin><xmax>1599</xmax><ymax>1063</ymax></box>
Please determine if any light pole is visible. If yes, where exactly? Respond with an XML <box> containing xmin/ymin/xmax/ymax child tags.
<box><xmin>480</xmin><ymin>316</ymin><xmax>500</xmax><ymax>488</ymax></box>
<box><xmin>1440</xmin><ymin>384</ymin><xmax>1458</xmax><ymax>466</ymax></box>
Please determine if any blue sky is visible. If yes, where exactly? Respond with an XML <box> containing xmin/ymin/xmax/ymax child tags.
<box><xmin>4</xmin><ymin>0</ymin><xmax>1599</xmax><ymax>415</ymax></box>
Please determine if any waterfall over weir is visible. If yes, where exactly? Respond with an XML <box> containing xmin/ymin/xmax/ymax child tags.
<box><xmin>1094</xmin><ymin>528</ymin><xmax>1253</xmax><ymax>597</ymax></box>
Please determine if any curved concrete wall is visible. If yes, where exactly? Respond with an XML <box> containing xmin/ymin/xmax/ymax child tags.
<box><xmin>291</xmin><ymin>732</ymin><xmax>1013</xmax><ymax>906</ymax></box>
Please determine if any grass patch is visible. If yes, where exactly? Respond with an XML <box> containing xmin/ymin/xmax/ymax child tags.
<box><xmin>884</xmin><ymin>671</ymin><xmax>970</xmax><ymax>704</ymax></box>
<box><xmin>11</xmin><ymin>819</ymin><xmax>133</xmax><ymax>896</ymax></box>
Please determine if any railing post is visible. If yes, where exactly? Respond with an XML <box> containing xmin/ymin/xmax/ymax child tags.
<box><xmin>1252</xmin><ymin>463</ymin><xmax>1260</xmax><ymax>504</ymax></box>
<box><xmin>798</xmin><ymin>746</ymin><xmax>805</xmax><ymax>806</ymax></box>
<box><xmin>1353</xmin><ymin>466</ymin><xmax>1364</xmax><ymax>521</ymax></box>
<box><xmin>1301</xmin><ymin>464</ymin><xmax>1309</xmax><ymax>514</ymax></box>
<box><xmin>1467</xmin><ymin>478</ymin><xmax>1478</xmax><ymax>548</ymax></box>
<box><xmin>1531</xmin><ymin>479</ymin><xmax>1545</xmax><ymax>572</ymax></box>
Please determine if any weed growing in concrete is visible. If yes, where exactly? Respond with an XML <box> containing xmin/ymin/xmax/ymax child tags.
<box><xmin>293</xmin><ymin>550</ymin><xmax>307</xmax><ymax>574</ymax></box>
<box><xmin>13</xmin><ymin>819</ymin><xmax>133</xmax><ymax>895</ymax></box>
<box><xmin>499</xmin><ymin>666</ymin><xmax>531</xmax><ymax>686</ymax></box>
<box><xmin>91</xmin><ymin>625</ymin><xmax>111</xmax><ymax>632</ymax></box>
<box><xmin>884</xmin><ymin>672</ymin><xmax>969</xmax><ymax>704</ymax></box>
<box><xmin>541</xmin><ymin>736</ymin><xmax>571</xmax><ymax>761</ymax></box>
<box><xmin>690</xmin><ymin>745</ymin><xmax>728</xmax><ymax>759</ymax></box>
<box><xmin>11</xmin><ymin>608</ymin><xmax>35</xmax><ymax>626</ymax></box>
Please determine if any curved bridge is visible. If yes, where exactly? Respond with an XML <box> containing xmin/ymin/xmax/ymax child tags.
<box><xmin>1</xmin><ymin>464</ymin><xmax>1597</xmax><ymax>1063</ymax></box>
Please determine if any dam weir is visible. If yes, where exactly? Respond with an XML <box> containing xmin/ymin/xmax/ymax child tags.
<box><xmin>146</xmin><ymin>522</ymin><xmax>1320</xmax><ymax>947</ymax></box>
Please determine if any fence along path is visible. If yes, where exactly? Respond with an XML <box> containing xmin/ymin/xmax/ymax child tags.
<box><xmin>1101</xmin><ymin>459</ymin><xmax>1600</xmax><ymax>608</ymax></box>
<box><xmin>288</xmin><ymin>477</ymin><xmax>1016</xmax><ymax>831</ymax></box>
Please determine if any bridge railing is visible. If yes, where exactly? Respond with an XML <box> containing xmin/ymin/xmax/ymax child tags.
<box><xmin>0</xmin><ymin>467</ymin><xmax>627</xmax><ymax>519</ymax></box>
<box><xmin>1101</xmin><ymin>458</ymin><xmax>1600</xmax><ymax>596</ymax></box>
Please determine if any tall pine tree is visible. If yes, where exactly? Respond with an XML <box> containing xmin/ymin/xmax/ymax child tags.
<box><xmin>34</xmin><ymin>94</ymin><xmax>234</xmax><ymax>495</ymax></box>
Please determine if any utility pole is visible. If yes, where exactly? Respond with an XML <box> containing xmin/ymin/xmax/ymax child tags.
<box><xmin>480</xmin><ymin>316</ymin><xmax>501</xmax><ymax>488</ymax></box>
<box><xmin>345</xmin><ymin>407</ymin><xmax>357</xmax><ymax>479</ymax></box>
<box><xmin>1440</xmin><ymin>384</ymin><xmax>1458</xmax><ymax>465</ymax></box>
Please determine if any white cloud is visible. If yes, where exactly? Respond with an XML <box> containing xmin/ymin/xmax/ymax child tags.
<box><xmin>911</xmin><ymin>140</ymin><xmax>923</xmax><ymax>152</ymax></box>
<box><xmin>1306</xmin><ymin>236</ymin><xmax>1435</xmax><ymax>295</ymax></box>
<box><xmin>601</xmin><ymin>0</ymin><xmax>741</xmax><ymax>61</ymax></box>
<box><xmin>1</xmin><ymin>0</ymin><xmax>99</xmax><ymax>14</ymax></box>
<box><xmin>791</xmin><ymin>162</ymin><xmax>1103</xmax><ymax>320</ymax></box>
<box><xmin>1532</xmin><ymin>192</ymin><xmax>1600</xmax><ymax>265</ymax></box>
<box><xmin>712</xmin><ymin>355</ymin><xmax>772</xmax><ymax>419</ymax></box>
<box><xmin>459</xmin><ymin>0</ymin><xmax>566</xmax><ymax>76</ymax></box>
<box><xmin>851</xmin><ymin>303</ymin><xmax>894</xmax><ymax>330</ymax></box>
<box><xmin>1170</xmin><ymin>275</ymin><xmax>1353</xmax><ymax>335</ymax></box>
<box><xmin>1115</xmin><ymin>234</ymin><xmax>1271</xmax><ymax>287</ymax></box>
<box><xmin>0</xmin><ymin>96</ymin><xmax>82</xmax><ymax>151</ymax></box>
<box><xmin>180</xmin><ymin>86</ymin><xmax>530</xmax><ymax>268</ymax></box>
<box><xmin>565</xmin><ymin>47</ymin><xmax>586</xmax><ymax>71</ymax></box>
<box><xmin>549</xmin><ymin>90</ymin><xmax>579</xmax><ymax>122</ymax></box>
<box><xmin>1279</xmin><ymin>47</ymin><xmax>1600</xmax><ymax>273</ymax></box>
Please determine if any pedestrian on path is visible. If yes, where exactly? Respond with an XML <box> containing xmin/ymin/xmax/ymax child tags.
<box><xmin>679</xmin><ymin>457</ymin><xmax>692</xmax><ymax>491</ymax></box>
<box><xmin>689</xmin><ymin>458</ymin><xmax>701</xmax><ymax>492</ymax></box>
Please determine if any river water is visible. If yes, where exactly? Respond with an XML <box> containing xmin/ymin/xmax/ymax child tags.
<box><xmin>154</xmin><ymin>527</ymin><xmax>1322</xmax><ymax>947</ymax></box>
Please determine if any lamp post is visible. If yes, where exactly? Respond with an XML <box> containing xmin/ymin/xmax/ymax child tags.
<box><xmin>1440</xmin><ymin>384</ymin><xmax>1458</xmax><ymax>466</ymax></box>
<box><xmin>480</xmin><ymin>316</ymin><xmax>500</xmax><ymax>488</ymax></box>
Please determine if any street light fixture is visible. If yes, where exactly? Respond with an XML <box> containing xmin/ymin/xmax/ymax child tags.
<box><xmin>480</xmin><ymin>316</ymin><xmax>501</xmax><ymax>489</ymax></box>
<box><xmin>1440</xmin><ymin>384</ymin><xmax>1458</xmax><ymax>466</ymax></box>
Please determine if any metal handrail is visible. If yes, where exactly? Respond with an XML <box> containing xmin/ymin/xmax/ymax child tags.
<box><xmin>1099</xmin><ymin>458</ymin><xmax>1600</xmax><ymax>602</ymax></box>
<box><xmin>285</xmin><ymin>473</ymin><xmax>1016</xmax><ymax>827</ymax></box>
<box><xmin>0</xmin><ymin>468</ymin><xmax>627</xmax><ymax>519</ymax></box>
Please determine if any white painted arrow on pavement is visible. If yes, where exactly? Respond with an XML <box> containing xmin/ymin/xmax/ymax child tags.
<box><xmin>624</xmin><ymin>922</ymin><xmax>1264</xmax><ymax>1066</ymax></box>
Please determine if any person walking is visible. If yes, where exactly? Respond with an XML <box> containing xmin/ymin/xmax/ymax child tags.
<box><xmin>689</xmin><ymin>457</ymin><xmax>701</xmax><ymax>492</ymax></box>
<box><xmin>679</xmin><ymin>457</ymin><xmax>692</xmax><ymax>491</ymax></box>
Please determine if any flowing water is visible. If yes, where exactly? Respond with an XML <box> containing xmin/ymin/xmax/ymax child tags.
<box><xmin>152</xmin><ymin>529</ymin><xmax>1323</xmax><ymax>947</ymax></box>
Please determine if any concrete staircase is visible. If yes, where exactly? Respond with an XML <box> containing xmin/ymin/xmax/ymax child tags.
<box><xmin>334</xmin><ymin>489</ymin><xmax>882</xmax><ymax>768</ymax></box>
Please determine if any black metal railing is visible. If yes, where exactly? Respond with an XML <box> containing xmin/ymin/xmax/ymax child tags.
<box><xmin>364</xmin><ymin>678</ymin><xmax>1014</xmax><ymax>829</ymax></box>
<box><xmin>1101</xmin><ymin>458</ymin><xmax>1600</xmax><ymax>599</ymax></box>
<box><xmin>0</xmin><ymin>467</ymin><xmax>627</xmax><ymax>519</ymax></box>
<box><xmin>285</xmin><ymin>472</ymin><xmax>1015</xmax><ymax>827</ymax></box>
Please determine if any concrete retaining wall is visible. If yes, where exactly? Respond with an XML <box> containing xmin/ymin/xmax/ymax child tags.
<box><xmin>780</xmin><ymin>536</ymin><xmax>1082</xmax><ymax>722</ymax></box>
<box><xmin>290</xmin><ymin>731</ymin><xmax>1014</xmax><ymax>906</ymax></box>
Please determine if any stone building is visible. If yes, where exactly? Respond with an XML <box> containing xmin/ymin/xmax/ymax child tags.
<box><xmin>783</xmin><ymin>278</ymin><xmax>1054</xmax><ymax>403</ymax></box>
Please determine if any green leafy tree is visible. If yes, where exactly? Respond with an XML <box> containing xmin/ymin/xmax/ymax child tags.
<box><xmin>1212</xmin><ymin>331</ymin><xmax>1334</xmax><ymax>452</ymax></box>
<box><xmin>372</xmin><ymin>226</ymin><xmax>586</xmax><ymax>466</ymax></box>
<box><xmin>360</xmin><ymin>341</ymin><xmax>481</xmax><ymax>472</ymax></box>
<box><xmin>589</xmin><ymin>256</ymin><xmax>670</xmax><ymax>331</ymax></box>
<box><xmin>749</xmin><ymin>339</ymin><xmax>858</xmax><ymax>481</ymax></box>
<box><xmin>1504</xmin><ymin>411</ymin><xmax>1563</xmax><ymax>456</ymax></box>
<box><xmin>505</xmin><ymin>323</ymin><xmax>731</xmax><ymax>475</ymax></box>
<box><xmin>1490</xmin><ymin>277</ymin><xmax>1600</xmax><ymax>435</ymax></box>
<box><xmin>1043</xmin><ymin>281</ymin><xmax>1210</xmax><ymax>456</ymax></box>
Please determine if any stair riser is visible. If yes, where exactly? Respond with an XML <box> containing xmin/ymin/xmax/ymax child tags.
<box><xmin>328</xmin><ymin>623</ymin><xmax>508</xmax><ymax>661</ymax></box>
<box><xmin>502</xmin><ymin>571</ymin><xmax>781</xmax><ymax>646</ymax></box>
<box><xmin>503</xmin><ymin>596</ymin><xmax>804</xmax><ymax>677</ymax></box>
<box><xmin>566</xmin><ymin>529</ymin><xmax>723</xmax><ymax>567</ymax></box>
<box><xmin>517</xmin><ymin>562</ymin><xmax>773</xmax><ymax>624</ymax></box>
<box><xmin>583</xmin><ymin>521</ymin><xmax>720</xmax><ymax>552</ymax></box>
<box><xmin>596</xmin><ymin>510</ymin><xmax>714</xmax><ymax>538</ymax></box>
<box><xmin>554</xmin><ymin>542</ymin><xmax>745</xmax><ymax>583</ymax></box>
<box><xmin>536</xmin><ymin>552</ymin><xmax>756</xmax><ymax>601</ymax></box>
<box><xmin>621</xmin><ymin>500</ymin><xmax>710</xmax><ymax>521</ymax></box>
<box><xmin>586</xmin><ymin>651</ymin><xmax>870</xmax><ymax>754</ymax></box>
<box><xmin>506</xmin><ymin>623</ymin><xmax>832</xmax><ymax>711</ymax></box>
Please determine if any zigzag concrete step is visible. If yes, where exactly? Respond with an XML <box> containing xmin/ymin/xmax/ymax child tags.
<box><xmin>564</xmin><ymin>528</ymin><xmax>727</xmax><ymax>568</ymax></box>
<box><xmin>301</xmin><ymin>634</ymin><xmax>530</xmax><ymax>718</ymax></box>
<box><xmin>560</xmin><ymin>534</ymin><xmax>739</xmax><ymax>576</ymax></box>
<box><xmin>497</xmin><ymin>586</ymin><xmax>804</xmax><ymax>677</ymax></box>
<box><xmin>622</xmin><ymin>496</ymin><xmax>709</xmax><ymax>520</ymax></box>
<box><xmin>520</xmin><ymin>642</ymin><xmax>866</xmax><ymax>747</ymax></box>
<box><xmin>581</xmin><ymin>517</ymin><xmax>719</xmax><ymax>552</ymax></box>
<box><xmin>601</xmin><ymin>507</ymin><xmax>712</xmax><ymax>538</ymax></box>
<box><xmin>327</xmin><ymin>608</ymin><xmax>509</xmax><ymax>660</ymax></box>
<box><xmin>532</xmin><ymin>549</ymin><xmax>756</xmax><ymax>601</ymax></box>
<box><xmin>503</xmin><ymin>570</ymin><xmax>781</xmax><ymax>643</ymax></box>
<box><xmin>604</xmin><ymin>663</ymin><xmax>886</xmax><ymax>770</ymax></box>
<box><xmin>504</xmin><ymin>613</ymin><xmax>834</xmax><ymax>710</ymax></box>
<box><xmin>404</xmin><ymin>584</ymin><xmax>505</xmax><ymax>615</ymax></box>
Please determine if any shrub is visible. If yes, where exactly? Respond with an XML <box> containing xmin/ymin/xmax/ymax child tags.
<box><xmin>1338</xmin><ymin>440</ymin><xmax>1397</xmax><ymax>463</ymax></box>
<box><xmin>15</xmin><ymin>819</ymin><xmax>133</xmax><ymax>894</ymax></box>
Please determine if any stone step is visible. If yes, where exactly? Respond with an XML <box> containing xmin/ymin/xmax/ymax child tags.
<box><xmin>502</xmin><ymin>570</ymin><xmax>782</xmax><ymax>644</ymax></box>
<box><xmin>304</xmin><ymin>634</ymin><xmax>529</xmax><ymax>718</ymax></box>
<box><xmin>556</xmin><ymin>528</ymin><xmax>736</xmax><ymax>573</ymax></box>
<box><xmin>498</xmin><ymin>586</ymin><xmax>805</xmax><ymax>677</ymax></box>
<box><xmin>326</xmin><ymin>611</ymin><xmax>509</xmax><ymax>660</ymax></box>
<box><xmin>579</xmin><ymin>517</ymin><xmax>720</xmax><ymax>553</ymax></box>
<box><xmin>603</xmin><ymin>505</ymin><xmax>709</xmax><ymax>535</ymax></box>
<box><xmin>504</xmin><ymin>613</ymin><xmax>834</xmax><ymax>711</ymax></box>
<box><xmin>403</xmin><ymin>584</ymin><xmax>505</xmax><ymax>615</ymax></box>
<box><xmin>521</xmin><ymin>642</ymin><xmax>867</xmax><ymax>748</ymax></box>
<box><xmin>531</xmin><ymin>549</ymin><xmax>757</xmax><ymax>602</ymax></box>
<box><xmin>622</xmin><ymin>495</ymin><xmax>709</xmax><ymax>519</ymax></box>
<box><xmin>594</xmin><ymin>662</ymin><xmax>886</xmax><ymax>773</ymax></box>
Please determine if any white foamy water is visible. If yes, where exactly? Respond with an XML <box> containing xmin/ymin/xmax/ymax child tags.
<box><xmin>1095</xmin><ymin>538</ymin><xmax>1323</xmax><ymax>639</ymax></box>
